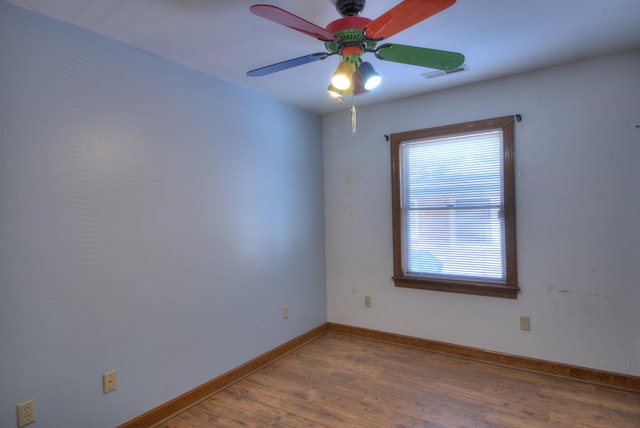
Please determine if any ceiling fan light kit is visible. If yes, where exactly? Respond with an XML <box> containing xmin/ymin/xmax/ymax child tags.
<box><xmin>332</xmin><ymin>60</ymin><xmax>355</xmax><ymax>90</ymax></box>
<box><xmin>351</xmin><ymin>70</ymin><xmax>366</xmax><ymax>95</ymax></box>
<box><xmin>358</xmin><ymin>61</ymin><xmax>381</xmax><ymax>90</ymax></box>
<box><xmin>327</xmin><ymin>83</ymin><xmax>344</xmax><ymax>98</ymax></box>
<box><xmin>248</xmin><ymin>0</ymin><xmax>465</xmax><ymax>102</ymax></box>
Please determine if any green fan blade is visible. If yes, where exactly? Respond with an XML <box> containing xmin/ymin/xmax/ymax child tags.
<box><xmin>375</xmin><ymin>43</ymin><xmax>464</xmax><ymax>70</ymax></box>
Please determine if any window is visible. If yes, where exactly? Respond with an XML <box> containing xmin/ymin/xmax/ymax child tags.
<box><xmin>390</xmin><ymin>116</ymin><xmax>518</xmax><ymax>298</ymax></box>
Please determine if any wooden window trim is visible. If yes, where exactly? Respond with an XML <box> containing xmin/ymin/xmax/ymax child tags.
<box><xmin>390</xmin><ymin>116</ymin><xmax>519</xmax><ymax>299</ymax></box>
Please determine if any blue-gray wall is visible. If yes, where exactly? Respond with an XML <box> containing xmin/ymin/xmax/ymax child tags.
<box><xmin>0</xmin><ymin>2</ymin><xmax>327</xmax><ymax>426</ymax></box>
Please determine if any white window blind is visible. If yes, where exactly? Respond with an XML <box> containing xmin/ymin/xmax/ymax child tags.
<box><xmin>400</xmin><ymin>130</ymin><xmax>506</xmax><ymax>283</ymax></box>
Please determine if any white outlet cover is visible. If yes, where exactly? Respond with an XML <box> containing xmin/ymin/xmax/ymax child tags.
<box><xmin>16</xmin><ymin>399</ymin><xmax>35</xmax><ymax>427</ymax></box>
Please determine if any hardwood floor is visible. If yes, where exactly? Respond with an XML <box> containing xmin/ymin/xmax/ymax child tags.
<box><xmin>157</xmin><ymin>332</ymin><xmax>640</xmax><ymax>427</ymax></box>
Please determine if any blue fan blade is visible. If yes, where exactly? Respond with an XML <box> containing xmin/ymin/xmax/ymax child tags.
<box><xmin>247</xmin><ymin>52</ymin><xmax>329</xmax><ymax>77</ymax></box>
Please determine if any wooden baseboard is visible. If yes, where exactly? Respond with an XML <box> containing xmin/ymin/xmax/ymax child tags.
<box><xmin>327</xmin><ymin>322</ymin><xmax>640</xmax><ymax>392</ymax></box>
<box><xmin>118</xmin><ymin>323</ymin><xmax>329</xmax><ymax>428</ymax></box>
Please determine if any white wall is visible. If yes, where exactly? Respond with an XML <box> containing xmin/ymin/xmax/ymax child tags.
<box><xmin>0</xmin><ymin>2</ymin><xmax>326</xmax><ymax>427</ymax></box>
<box><xmin>324</xmin><ymin>49</ymin><xmax>640</xmax><ymax>376</ymax></box>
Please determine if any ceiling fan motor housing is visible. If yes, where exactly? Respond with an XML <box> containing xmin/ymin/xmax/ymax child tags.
<box><xmin>334</xmin><ymin>0</ymin><xmax>366</xmax><ymax>17</ymax></box>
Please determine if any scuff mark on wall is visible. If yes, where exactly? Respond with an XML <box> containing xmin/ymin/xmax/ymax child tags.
<box><xmin>556</xmin><ymin>290</ymin><xmax>612</xmax><ymax>299</ymax></box>
<box><xmin>342</xmin><ymin>168</ymin><xmax>362</xmax><ymax>224</ymax></box>
<box><xmin>345</xmin><ymin>168</ymin><xmax>362</xmax><ymax>186</ymax></box>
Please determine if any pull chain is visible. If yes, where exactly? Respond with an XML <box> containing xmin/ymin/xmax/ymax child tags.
<box><xmin>351</xmin><ymin>104</ymin><xmax>356</xmax><ymax>133</ymax></box>
<box><xmin>350</xmin><ymin>92</ymin><xmax>356</xmax><ymax>133</ymax></box>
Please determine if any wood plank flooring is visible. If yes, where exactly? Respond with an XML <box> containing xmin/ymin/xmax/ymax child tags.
<box><xmin>157</xmin><ymin>332</ymin><xmax>640</xmax><ymax>427</ymax></box>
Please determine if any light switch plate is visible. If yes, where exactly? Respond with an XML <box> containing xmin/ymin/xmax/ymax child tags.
<box><xmin>103</xmin><ymin>370</ymin><xmax>117</xmax><ymax>394</ymax></box>
<box><xmin>365</xmin><ymin>296</ymin><xmax>372</xmax><ymax>308</ymax></box>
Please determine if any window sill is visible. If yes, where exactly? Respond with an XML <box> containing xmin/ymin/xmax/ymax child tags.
<box><xmin>393</xmin><ymin>276</ymin><xmax>519</xmax><ymax>299</ymax></box>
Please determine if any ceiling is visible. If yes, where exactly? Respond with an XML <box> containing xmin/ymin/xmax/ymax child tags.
<box><xmin>7</xmin><ymin>0</ymin><xmax>640</xmax><ymax>114</ymax></box>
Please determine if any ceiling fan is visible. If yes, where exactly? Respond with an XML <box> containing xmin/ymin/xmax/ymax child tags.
<box><xmin>247</xmin><ymin>0</ymin><xmax>465</xmax><ymax>99</ymax></box>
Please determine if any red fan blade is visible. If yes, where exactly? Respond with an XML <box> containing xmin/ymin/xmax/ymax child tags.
<box><xmin>366</xmin><ymin>0</ymin><xmax>456</xmax><ymax>40</ymax></box>
<box><xmin>250</xmin><ymin>4</ymin><xmax>335</xmax><ymax>41</ymax></box>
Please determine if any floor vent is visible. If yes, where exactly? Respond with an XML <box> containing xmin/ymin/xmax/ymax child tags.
<box><xmin>422</xmin><ymin>64</ymin><xmax>468</xmax><ymax>79</ymax></box>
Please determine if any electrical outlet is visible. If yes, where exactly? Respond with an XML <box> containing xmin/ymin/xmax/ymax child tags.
<box><xmin>16</xmin><ymin>399</ymin><xmax>35</xmax><ymax>427</ymax></box>
<box><xmin>364</xmin><ymin>296</ymin><xmax>372</xmax><ymax>308</ymax></box>
<box><xmin>103</xmin><ymin>370</ymin><xmax>117</xmax><ymax>394</ymax></box>
<box><xmin>282</xmin><ymin>306</ymin><xmax>288</xmax><ymax>320</ymax></box>
<box><xmin>520</xmin><ymin>316</ymin><xmax>531</xmax><ymax>331</ymax></box>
